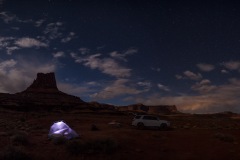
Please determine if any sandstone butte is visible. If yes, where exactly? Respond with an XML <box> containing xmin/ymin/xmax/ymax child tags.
<box><xmin>0</xmin><ymin>72</ymin><xmax>179</xmax><ymax>114</ymax></box>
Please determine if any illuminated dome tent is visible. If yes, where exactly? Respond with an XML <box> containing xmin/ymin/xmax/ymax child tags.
<box><xmin>48</xmin><ymin>121</ymin><xmax>79</xmax><ymax>139</ymax></box>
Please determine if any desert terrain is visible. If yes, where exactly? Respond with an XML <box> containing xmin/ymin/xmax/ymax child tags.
<box><xmin>0</xmin><ymin>109</ymin><xmax>240</xmax><ymax>160</ymax></box>
<box><xmin>0</xmin><ymin>73</ymin><xmax>240</xmax><ymax>160</ymax></box>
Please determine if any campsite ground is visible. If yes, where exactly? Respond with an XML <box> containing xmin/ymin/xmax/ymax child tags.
<box><xmin>0</xmin><ymin>109</ymin><xmax>240</xmax><ymax>160</ymax></box>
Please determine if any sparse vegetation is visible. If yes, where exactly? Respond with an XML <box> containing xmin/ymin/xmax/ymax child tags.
<box><xmin>51</xmin><ymin>135</ymin><xmax>67</xmax><ymax>145</ymax></box>
<box><xmin>91</xmin><ymin>124</ymin><xmax>99</xmax><ymax>131</ymax></box>
<box><xmin>65</xmin><ymin>140</ymin><xmax>84</xmax><ymax>155</ymax></box>
<box><xmin>31</xmin><ymin>124</ymin><xmax>44</xmax><ymax>130</ymax></box>
<box><xmin>1</xmin><ymin>111</ymin><xmax>240</xmax><ymax>160</ymax></box>
<box><xmin>19</xmin><ymin>117</ymin><xmax>26</xmax><ymax>123</ymax></box>
<box><xmin>214</xmin><ymin>132</ymin><xmax>236</xmax><ymax>143</ymax></box>
<box><xmin>0</xmin><ymin>146</ymin><xmax>31</xmax><ymax>160</ymax></box>
<box><xmin>10</xmin><ymin>131</ymin><xmax>29</xmax><ymax>146</ymax></box>
<box><xmin>85</xmin><ymin>138</ymin><xmax>118</xmax><ymax>154</ymax></box>
<box><xmin>66</xmin><ymin>138</ymin><xmax>118</xmax><ymax>155</ymax></box>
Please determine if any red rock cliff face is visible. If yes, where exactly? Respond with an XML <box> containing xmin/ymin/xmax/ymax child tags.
<box><xmin>117</xmin><ymin>103</ymin><xmax>179</xmax><ymax>115</ymax></box>
<box><xmin>148</xmin><ymin>105</ymin><xmax>179</xmax><ymax>114</ymax></box>
<box><xmin>0</xmin><ymin>72</ymin><xmax>179</xmax><ymax>113</ymax></box>
<box><xmin>24</xmin><ymin>72</ymin><xmax>59</xmax><ymax>93</ymax></box>
<box><xmin>0</xmin><ymin>72</ymin><xmax>86</xmax><ymax>110</ymax></box>
<box><xmin>19</xmin><ymin>72</ymin><xmax>85</xmax><ymax>106</ymax></box>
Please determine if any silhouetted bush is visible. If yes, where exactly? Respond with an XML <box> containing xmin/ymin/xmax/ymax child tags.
<box><xmin>66</xmin><ymin>138</ymin><xmax>118</xmax><ymax>155</ymax></box>
<box><xmin>214</xmin><ymin>133</ymin><xmax>235</xmax><ymax>142</ymax></box>
<box><xmin>10</xmin><ymin>131</ymin><xmax>29</xmax><ymax>146</ymax></box>
<box><xmin>0</xmin><ymin>146</ymin><xmax>31</xmax><ymax>160</ymax></box>
<box><xmin>91</xmin><ymin>124</ymin><xmax>99</xmax><ymax>131</ymax></box>
<box><xmin>19</xmin><ymin>117</ymin><xmax>26</xmax><ymax>122</ymax></box>
<box><xmin>85</xmin><ymin>138</ymin><xmax>118</xmax><ymax>154</ymax></box>
<box><xmin>66</xmin><ymin>140</ymin><xmax>84</xmax><ymax>155</ymax></box>
<box><xmin>51</xmin><ymin>135</ymin><xmax>67</xmax><ymax>145</ymax></box>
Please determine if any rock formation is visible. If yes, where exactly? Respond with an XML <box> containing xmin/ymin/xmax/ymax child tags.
<box><xmin>117</xmin><ymin>103</ymin><xmax>179</xmax><ymax>115</ymax></box>
<box><xmin>0</xmin><ymin>72</ymin><xmax>85</xmax><ymax>111</ymax></box>
<box><xmin>24</xmin><ymin>72</ymin><xmax>58</xmax><ymax>93</ymax></box>
<box><xmin>87</xmin><ymin>101</ymin><xmax>116</xmax><ymax>111</ymax></box>
<box><xmin>0</xmin><ymin>72</ymin><xmax>179</xmax><ymax>114</ymax></box>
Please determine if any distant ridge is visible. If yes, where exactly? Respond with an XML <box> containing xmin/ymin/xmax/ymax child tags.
<box><xmin>0</xmin><ymin>72</ymin><xmax>179</xmax><ymax>114</ymax></box>
<box><xmin>117</xmin><ymin>103</ymin><xmax>180</xmax><ymax>115</ymax></box>
<box><xmin>24</xmin><ymin>72</ymin><xmax>59</xmax><ymax>93</ymax></box>
<box><xmin>0</xmin><ymin>72</ymin><xmax>85</xmax><ymax>111</ymax></box>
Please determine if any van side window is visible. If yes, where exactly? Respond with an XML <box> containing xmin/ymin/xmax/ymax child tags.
<box><xmin>135</xmin><ymin>116</ymin><xmax>141</xmax><ymax>119</ymax></box>
<box><xmin>143</xmin><ymin>116</ymin><xmax>158</xmax><ymax>120</ymax></box>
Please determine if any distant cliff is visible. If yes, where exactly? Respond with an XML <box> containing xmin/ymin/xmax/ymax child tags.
<box><xmin>0</xmin><ymin>72</ymin><xmax>179</xmax><ymax>114</ymax></box>
<box><xmin>0</xmin><ymin>72</ymin><xmax>85</xmax><ymax>111</ymax></box>
<box><xmin>24</xmin><ymin>72</ymin><xmax>59</xmax><ymax>93</ymax></box>
<box><xmin>117</xmin><ymin>103</ymin><xmax>179</xmax><ymax>115</ymax></box>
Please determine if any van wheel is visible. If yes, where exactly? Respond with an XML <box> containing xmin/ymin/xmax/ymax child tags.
<box><xmin>160</xmin><ymin>123</ymin><xmax>167</xmax><ymax>130</ymax></box>
<box><xmin>137</xmin><ymin>122</ymin><xmax>144</xmax><ymax>130</ymax></box>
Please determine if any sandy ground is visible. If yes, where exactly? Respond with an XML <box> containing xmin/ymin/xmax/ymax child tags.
<box><xmin>0</xmin><ymin>110</ymin><xmax>240</xmax><ymax>160</ymax></box>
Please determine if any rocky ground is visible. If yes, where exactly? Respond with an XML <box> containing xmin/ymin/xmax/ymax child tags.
<box><xmin>0</xmin><ymin>109</ymin><xmax>240</xmax><ymax>160</ymax></box>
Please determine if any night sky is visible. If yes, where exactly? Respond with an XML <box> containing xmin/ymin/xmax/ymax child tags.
<box><xmin>1</xmin><ymin>0</ymin><xmax>240</xmax><ymax>113</ymax></box>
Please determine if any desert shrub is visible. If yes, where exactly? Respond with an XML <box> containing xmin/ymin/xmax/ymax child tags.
<box><xmin>31</xmin><ymin>125</ymin><xmax>44</xmax><ymax>130</ymax></box>
<box><xmin>19</xmin><ymin>117</ymin><xmax>26</xmax><ymax>123</ymax></box>
<box><xmin>214</xmin><ymin>133</ymin><xmax>235</xmax><ymax>142</ymax></box>
<box><xmin>66</xmin><ymin>140</ymin><xmax>85</xmax><ymax>155</ymax></box>
<box><xmin>85</xmin><ymin>138</ymin><xmax>118</xmax><ymax>154</ymax></box>
<box><xmin>51</xmin><ymin>135</ymin><xmax>67</xmax><ymax>145</ymax></box>
<box><xmin>91</xmin><ymin>124</ymin><xmax>99</xmax><ymax>131</ymax></box>
<box><xmin>0</xmin><ymin>146</ymin><xmax>31</xmax><ymax>160</ymax></box>
<box><xmin>66</xmin><ymin>138</ymin><xmax>118</xmax><ymax>155</ymax></box>
<box><xmin>11</xmin><ymin>131</ymin><xmax>29</xmax><ymax>146</ymax></box>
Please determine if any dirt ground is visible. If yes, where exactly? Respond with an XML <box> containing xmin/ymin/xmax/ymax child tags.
<box><xmin>0</xmin><ymin>110</ymin><xmax>240</xmax><ymax>160</ymax></box>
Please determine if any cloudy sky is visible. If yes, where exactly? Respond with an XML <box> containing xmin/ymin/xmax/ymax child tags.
<box><xmin>1</xmin><ymin>0</ymin><xmax>240</xmax><ymax>113</ymax></box>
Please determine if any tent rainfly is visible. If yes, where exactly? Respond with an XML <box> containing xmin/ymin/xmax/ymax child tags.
<box><xmin>48</xmin><ymin>121</ymin><xmax>79</xmax><ymax>139</ymax></box>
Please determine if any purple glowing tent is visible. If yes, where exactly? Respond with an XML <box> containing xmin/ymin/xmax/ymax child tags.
<box><xmin>48</xmin><ymin>121</ymin><xmax>79</xmax><ymax>139</ymax></box>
